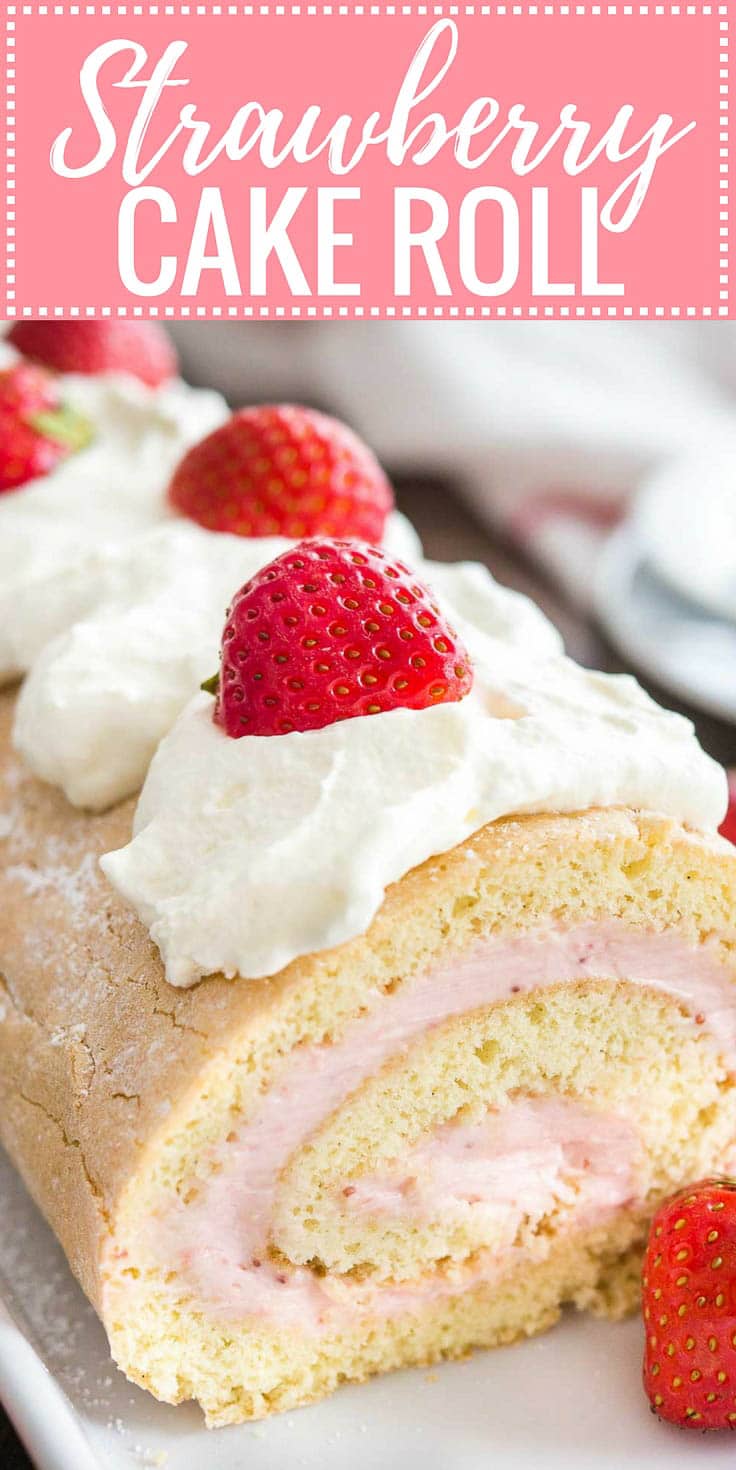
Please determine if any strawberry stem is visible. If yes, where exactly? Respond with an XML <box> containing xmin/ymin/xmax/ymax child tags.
<box><xmin>28</xmin><ymin>403</ymin><xmax>94</xmax><ymax>453</ymax></box>
<box><xmin>201</xmin><ymin>673</ymin><xmax>220</xmax><ymax>696</ymax></box>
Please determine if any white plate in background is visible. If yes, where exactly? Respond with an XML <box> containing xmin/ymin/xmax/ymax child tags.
<box><xmin>3</xmin><ymin>1146</ymin><xmax>736</xmax><ymax>1470</ymax></box>
<box><xmin>634</xmin><ymin>445</ymin><xmax>736</xmax><ymax>624</ymax></box>
<box><xmin>594</xmin><ymin>523</ymin><xmax>736</xmax><ymax>726</ymax></box>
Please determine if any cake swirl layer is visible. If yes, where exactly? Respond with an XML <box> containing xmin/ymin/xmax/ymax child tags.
<box><xmin>135</xmin><ymin>923</ymin><xmax>736</xmax><ymax>1332</ymax></box>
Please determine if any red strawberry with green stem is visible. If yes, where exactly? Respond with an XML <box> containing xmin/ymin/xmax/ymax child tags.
<box><xmin>643</xmin><ymin>1177</ymin><xmax>736</xmax><ymax>1429</ymax></box>
<box><xmin>8</xmin><ymin>320</ymin><xmax>177</xmax><ymax>388</ymax></box>
<box><xmin>168</xmin><ymin>405</ymin><xmax>394</xmax><ymax>543</ymax></box>
<box><xmin>0</xmin><ymin>362</ymin><xmax>93</xmax><ymax>493</ymax></box>
<box><xmin>202</xmin><ymin>539</ymin><xmax>473</xmax><ymax>738</ymax></box>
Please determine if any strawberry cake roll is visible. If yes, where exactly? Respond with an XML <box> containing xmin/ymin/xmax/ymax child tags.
<box><xmin>1</xmin><ymin>536</ymin><xmax>736</xmax><ymax>1425</ymax></box>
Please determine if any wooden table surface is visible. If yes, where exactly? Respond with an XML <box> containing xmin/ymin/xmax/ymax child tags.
<box><xmin>2</xmin><ymin>476</ymin><xmax>734</xmax><ymax>1469</ymax></box>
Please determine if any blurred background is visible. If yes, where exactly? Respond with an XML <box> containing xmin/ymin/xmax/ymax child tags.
<box><xmin>171</xmin><ymin>320</ymin><xmax>736</xmax><ymax>765</ymax></box>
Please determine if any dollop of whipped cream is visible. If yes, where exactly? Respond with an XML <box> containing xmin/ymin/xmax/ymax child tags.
<box><xmin>0</xmin><ymin>360</ymin><xmax>227</xmax><ymax>681</ymax></box>
<box><xmin>101</xmin><ymin>571</ymin><xmax>727</xmax><ymax>989</ymax></box>
<box><xmin>12</xmin><ymin>511</ymin><xmax>421</xmax><ymax>809</ymax></box>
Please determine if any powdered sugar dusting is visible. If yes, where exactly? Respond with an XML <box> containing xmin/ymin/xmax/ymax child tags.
<box><xmin>49</xmin><ymin>1022</ymin><xmax>88</xmax><ymax>1048</ymax></box>
<box><xmin>6</xmin><ymin>851</ymin><xmax>101</xmax><ymax>925</ymax></box>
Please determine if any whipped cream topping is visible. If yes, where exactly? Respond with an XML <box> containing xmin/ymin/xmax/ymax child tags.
<box><xmin>12</xmin><ymin>511</ymin><xmax>421</xmax><ymax>809</ymax></box>
<box><xmin>101</xmin><ymin>571</ymin><xmax>727</xmax><ymax>985</ymax></box>
<box><xmin>0</xmin><ymin>362</ymin><xmax>227</xmax><ymax>681</ymax></box>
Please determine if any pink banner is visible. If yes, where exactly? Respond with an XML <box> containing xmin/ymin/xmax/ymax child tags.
<box><xmin>3</xmin><ymin>4</ymin><xmax>730</xmax><ymax>318</ymax></box>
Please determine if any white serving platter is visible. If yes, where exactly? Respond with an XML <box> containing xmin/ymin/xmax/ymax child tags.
<box><xmin>4</xmin><ymin>1147</ymin><xmax>736</xmax><ymax>1470</ymax></box>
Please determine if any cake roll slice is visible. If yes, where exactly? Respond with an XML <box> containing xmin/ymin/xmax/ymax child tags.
<box><xmin>1</xmin><ymin>542</ymin><xmax>735</xmax><ymax>1426</ymax></box>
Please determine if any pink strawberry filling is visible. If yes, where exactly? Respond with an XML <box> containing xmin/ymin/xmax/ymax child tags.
<box><xmin>130</xmin><ymin>922</ymin><xmax>736</xmax><ymax>1334</ymax></box>
<box><xmin>340</xmin><ymin>1097</ymin><xmax>636</xmax><ymax>1232</ymax></box>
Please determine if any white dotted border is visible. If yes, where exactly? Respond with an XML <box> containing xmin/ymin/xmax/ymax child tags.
<box><xmin>4</xmin><ymin>4</ymin><xmax>732</xmax><ymax>13</ymax></box>
<box><xmin>5</xmin><ymin>10</ymin><xmax>15</xmax><ymax>311</ymax></box>
<box><xmin>719</xmin><ymin>3</ymin><xmax>728</xmax><ymax>307</ymax></box>
<box><xmin>4</xmin><ymin>3</ymin><xmax>729</xmax><ymax>319</ymax></box>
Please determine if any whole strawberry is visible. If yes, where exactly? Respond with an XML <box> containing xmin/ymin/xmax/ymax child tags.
<box><xmin>643</xmin><ymin>1177</ymin><xmax>736</xmax><ymax>1429</ymax></box>
<box><xmin>8</xmin><ymin>320</ymin><xmax>177</xmax><ymax>388</ymax></box>
<box><xmin>0</xmin><ymin>362</ymin><xmax>93</xmax><ymax>493</ymax></box>
<box><xmin>204</xmin><ymin>539</ymin><xmax>473</xmax><ymax>737</ymax></box>
<box><xmin>720</xmin><ymin>774</ymin><xmax>736</xmax><ymax>846</ymax></box>
<box><xmin>0</xmin><ymin>360</ymin><xmax>60</xmax><ymax>416</ymax></box>
<box><xmin>168</xmin><ymin>405</ymin><xmax>394</xmax><ymax>543</ymax></box>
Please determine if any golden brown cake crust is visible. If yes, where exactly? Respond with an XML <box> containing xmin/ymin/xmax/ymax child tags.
<box><xmin>2</xmin><ymin>681</ymin><xmax>736</xmax><ymax>1357</ymax></box>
